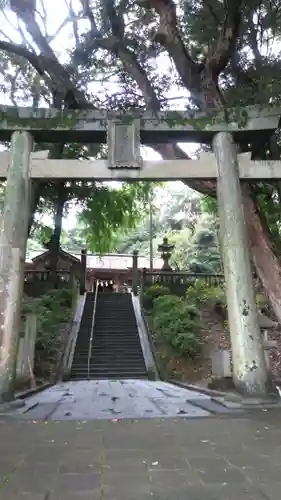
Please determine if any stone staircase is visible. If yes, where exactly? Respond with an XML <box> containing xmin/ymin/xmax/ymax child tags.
<box><xmin>70</xmin><ymin>292</ymin><xmax>147</xmax><ymax>380</ymax></box>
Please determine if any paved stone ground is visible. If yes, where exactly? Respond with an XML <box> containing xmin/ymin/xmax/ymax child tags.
<box><xmin>0</xmin><ymin>410</ymin><xmax>281</xmax><ymax>499</ymax></box>
<box><xmin>12</xmin><ymin>380</ymin><xmax>216</xmax><ymax>420</ymax></box>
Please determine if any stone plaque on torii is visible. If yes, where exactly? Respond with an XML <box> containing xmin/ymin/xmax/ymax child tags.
<box><xmin>107</xmin><ymin>118</ymin><xmax>142</xmax><ymax>169</ymax></box>
<box><xmin>0</xmin><ymin>103</ymin><xmax>281</xmax><ymax>401</ymax></box>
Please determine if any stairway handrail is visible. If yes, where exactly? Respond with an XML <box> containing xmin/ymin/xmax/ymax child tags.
<box><xmin>87</xmin><ymin>279</ymin><xmax>99</xmax><ymax>379</ymax></box>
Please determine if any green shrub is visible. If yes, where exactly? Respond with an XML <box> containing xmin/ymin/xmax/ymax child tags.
<box><xmin>39</xmin><ymin>288</ymin><xmax>73</xmax><ymax>309</ymax></box>
<box><xmin>171</xmin><ymin>332</ymin><xmax>201</xmax><ymax>359</ymax></box>
<box><xmin>22</xmin><ymin>288</ymin><xmax>73</xmax><ymax>378</ymax></box>
<box><xmin>152</xmin><ymin>294</ymin><xmax>201</xmax><ymax>357</ymax></box>
<box><xmin>142</xmin><ymin>284</ymin><xmax>170</xmax><ymax>309</ymax></box>
<box><xmin>186</xmin><ymin>281</ymin><xmax>226</xmax><ymax>305</ymax></box>
<box><xmin>153</xmin><ymin>294</ymin><xmax>183</xmax><ymax>315</ymax></box>
<box><xmin>144</xmin><ymin>281</ymin><xmax>228</xmax><ymax>360</ymax></box>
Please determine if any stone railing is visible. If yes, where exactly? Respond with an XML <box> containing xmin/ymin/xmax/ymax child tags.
<box><xmin>141</xmin><ymin>269</ymin><xmax>224</xmax><ymax>296</ymax></box>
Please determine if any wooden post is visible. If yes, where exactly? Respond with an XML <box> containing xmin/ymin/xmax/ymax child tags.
<box><xmin>0</xmin><ymin>131</ymin><xmax>33</xmax><ymax>401</ymax></box>
<box><xmin>80</xmin><ymin>249</ymin><xmax>87</xmax><ymax>295</ymax></box>
<box><xmin>132</xmin><ymin>250</ymin><xmax>139</xmax><ymax>296</ymax></box>
<box><xmin>213</xmin><ymin>132</ymin><xmax>269</xmax><ymax>396</ymax></box>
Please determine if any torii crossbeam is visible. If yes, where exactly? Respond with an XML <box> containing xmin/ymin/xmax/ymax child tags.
<box><xmin>0</xmin><ymin>150</ymin><xmax>280</xmax><ymax>180</ymax></box>
<box><xmin>0</xmin><ymin>104</ymin><xmax>278</xmax><ymax>143</ymax></box>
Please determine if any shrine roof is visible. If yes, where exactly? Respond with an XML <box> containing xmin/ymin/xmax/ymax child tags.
<box><xmin>26</xmin><ymin>249</ymin><xmax>163</xmax><ymax>271</ymax></box>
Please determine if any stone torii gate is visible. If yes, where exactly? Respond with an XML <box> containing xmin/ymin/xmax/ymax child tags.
<box><xmin>0</xmin><ymin>105</ymin><xmax>280</xmax><ymax>401</ymax></box>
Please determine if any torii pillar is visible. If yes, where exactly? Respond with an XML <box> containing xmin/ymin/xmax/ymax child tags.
<box><xmin>0</xmin><ymin>131</ymin><xmax>33</xmax><ymax>402</ymax></box>
<box><xmin>213</xmin><ymin>132</ymin><xmax>269</xmax><ymax>396</ymax></box>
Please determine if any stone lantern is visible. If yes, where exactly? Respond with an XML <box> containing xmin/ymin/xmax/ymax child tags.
<box><xmin>158</xmin><ymin>237</ymin><xmax>174</xmax><ymax>271</ymax></box>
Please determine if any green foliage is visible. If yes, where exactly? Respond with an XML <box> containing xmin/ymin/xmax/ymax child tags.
<box><xmin>23</xmin><ymin>289</ymin><xmax>73</xmax><ymax>377</ymax></box>
<box><xmin>153</xmin><ymin>294</ymin><xmax>183</xmax><ymax>313</ymax></box>
<box><xmin>200</xmin><ymin>196</ymin><xmax>218</xmax><ymax>215</ymax></box>
<box><xmin>143</xmin><ymin>280</ymin><xmax>229</xmax><ymax>360</ymax></box>
<box><xmin>141</xmin><ymin>284</ymin><xmax>170</xmax><ymax>310</ymax></box>
<box><xmin>114</xmin><ymin>184</ymin><xmax>201</xmax><ymax>255</ymax></box>
<box><xmin>79</xmin><ymin>182</ymin><xmax>154</xmax><ymax>253</ymax></box>
<box><xmin>185</xmin><ymin>281</ymin><xmax>226</xmax><ymax>306</ymax></box>
<box><xmin>30</xmin><ymin>223</ymin><xmax>53</xmax><ymax>248</ymax></box>
<box><xmin>252</xmin><ymin>184</ymin><xmax>281</xmax><ymax>253</ymax></box>
<box><xmin>113</xmin><ymin>183</ymin><xmax>222</xmax><ymax>273</ymax></box>
<box><xmin>184</xmin><ymin>217</ymin><xmax>222</xmax><ymax>273</ymax></box>
<box><xmin>256</xmin><ymin>293</ymin><xmax>270</xmax><ymax>315</ymax></box>
<box><xmin>171</xmin><ymin>332</ymin><xmax>201</xmax><ymax>357</ymax></box>
<box><xmin>27</xmin><ymin>179</ymin><xmax>155</xmax><ymax>255</ymax></box>
<box><xmin>152</xmin><ymin>294</ymin><xmax>201</xmax><ymax>358</ymax></box>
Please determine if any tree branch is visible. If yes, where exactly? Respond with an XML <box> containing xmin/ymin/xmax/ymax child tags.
<box><xmin>153</xmin><ymin>143</ymin><xmax>216</xmax><ymax>195</ymax></box>
<box><xmin>80</xmin><ymin>0</ymin><xmax>100</xmax><ymax>33</ymax></box>
<box><xmin>102</xmin><ymin>0</ymin><xmax>125</xmax><ymax>38</ymax></box>
<box><xmin>247</xmin><ymin>16</ymin><xmax>263</xmax><ymax>67</ymax></box>
<box><xmin>9</xmin><ymin>0</ymin><xmax>90</xmax><ymax>108</ymax></box>
<box><xmin>137</xmin><ymin>0</ymin><xmax>201</xmax><ymax>96</ymax></box>
<box><xmin>78</xmin><ymin>0</ymin><xmax>161</xmax><ymax>108</ymax></box>
<box><xmin>0</xmin><ymin>40</ymin><xmax>47</xmax><ymax>76</ymax></box>
<box><xmin>0</xmin><ymin>39</ymin><xmax>89</xmax><ymax>107</ymax></box>
<box><xmin>204</xmin><ymin>0</ymin><xmax>222</xmax><ymax>24</ymax></box>
<box><xmin>67</xmin><ymin>0</ymin><xmax>80</xmax><ymax>45</ymax></box>
<box><xmin>135</xmin><ymin>0</ymin><xmax>244</xmax><ymax>110</ymax></box>
<box><xmin>205</xmin><ymin>0</ymin><xmax>243</xmax><ymax>78</ymax></box>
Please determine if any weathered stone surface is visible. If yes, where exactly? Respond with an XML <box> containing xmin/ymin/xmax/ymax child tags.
<box><xmin>0</xmin><ymin>105</ymin><xmax>279</xmax><ymax>143</ymax></box>
<box><xmin>10</xmin><ymin>380</ymin><xmax>212</xmax><ymax>420</ymax></box>
<box><xmin>0</xmin><ymin>131</ymin><xmax>33</xmax><ymax>402</ymax></box>
<box><xmin>214</xmin><ymin>132</ymin><xmax>268</xmax><ymax>396</ymax></box>
<box><xmin>0</xmin><ymin>413</ymin><xmax>280</xmax><ymax>499</ymax></box>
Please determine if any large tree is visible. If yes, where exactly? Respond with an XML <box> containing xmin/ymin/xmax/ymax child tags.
<box><xmin>0</xmin><ymin>3</ymin><xmax>152</xmax><ymax>274</ymax></box>
<box><xmin>1</xmin><ymin>1</ymin><xmax>281</xmax><ymax>317</ymax></box>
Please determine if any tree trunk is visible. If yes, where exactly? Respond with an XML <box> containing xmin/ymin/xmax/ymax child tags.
<box><xmin>243</xmin><ymin>186</ymin><xmax>281</xmax><ymax>324</ymax></box>
<box><xmin>49</xmin><ymin>182</ymin><xmax>66</xmax><ymax>287</ymax></box>
<box><xmin>27</xmin><ymin>181</ymin><xmax>42</xmax><ymax>237</ymax></box>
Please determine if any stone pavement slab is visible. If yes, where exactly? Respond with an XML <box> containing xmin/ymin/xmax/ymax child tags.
<box><xmin>10</xmin><ymin>380</ymin><xmax>213</xmax><ymax>420</ymax></box>
<box><xmin>0</xmin><ymin>411</ymin><xmax>281</xmax><ymax>499</ymax></box>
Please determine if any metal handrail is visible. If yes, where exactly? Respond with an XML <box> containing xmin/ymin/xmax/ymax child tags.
<box><xmin>87</xmin><ymin>280</ymin><xmax>99</xmax><ymax>379</ymax></box>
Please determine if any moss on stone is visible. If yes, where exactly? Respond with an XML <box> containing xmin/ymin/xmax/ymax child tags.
<box><xmin>0</xmin><ymin>104</ymin><xmax>278</xmax><ymax>132</ymax></box>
